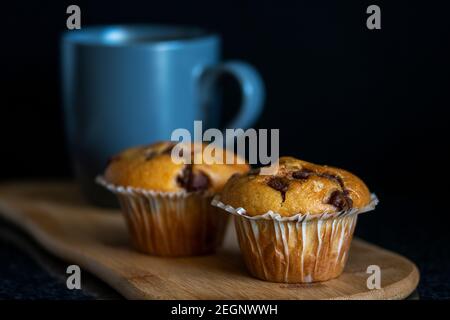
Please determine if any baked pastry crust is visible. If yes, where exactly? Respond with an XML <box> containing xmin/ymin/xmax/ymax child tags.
<box><xmin>220</xmin><ymin>156</ymin><xmax>371</xmax><ymax>216</ymax></box>
<box><xmin>104</xmin><ymin>141</ymin><xmax>249</xmax><ymax>193</ymax></box>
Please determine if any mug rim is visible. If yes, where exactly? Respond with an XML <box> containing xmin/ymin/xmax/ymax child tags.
<box><xmin>62</xmin><ymin>24</ymin><xmax>219</xmax><ymax>49</ymax></box>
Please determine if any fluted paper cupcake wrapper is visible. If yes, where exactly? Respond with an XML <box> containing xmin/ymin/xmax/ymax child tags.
<box><xmin>212</xmin><ymin>194</ymin><xmax>377</xmax><ymax>283</ymax></box>
<box><xmin>97</xmin><ymin>177</ymin><xmax>228</xmax><ymax>257</ymax></box>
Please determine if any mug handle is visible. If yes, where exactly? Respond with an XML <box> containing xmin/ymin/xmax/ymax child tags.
<box><xmin>201</xmin><ymin>61</ymin><xmax>265</xmax><ymax>129</ymax></box>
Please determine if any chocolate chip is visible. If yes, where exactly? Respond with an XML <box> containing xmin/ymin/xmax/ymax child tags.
<box><xmin>292</xmin><ymin>168</ymin><xmax>314</xmax><ymax>179</ymax></box>
<box><xmin>248</xmin><ymin>167</ymin><xmax>261</xmax><ymax>175</ymax></box>
<box><xmin>177</xmin><ymin>165</ymin><xmax>210</xmax><ymax>192</ymax></box>
<box><xmin>189</xmin><ymin>171</ymin><xmax>210</xmax><ymax>192</ymax></box>
<box><xmin>177</xmin><ymin>165</ymin><xmax>191</xmax><ymax>188</ymax></box>
<box><xmin>345</xmin><ymin>195</ymin><xmax>353</xmax><ymax>209</ymax></box>
<box><xmin>327</xmin><ymin>190</ymin><xmax>352</xmax><ymax>211</ymax></box>
<box><xmin>162</xmin><ymin>144</ymin><xmax>175</xmax><ymax>154</ymax></box>
<box><xmin>144</xmin><ymin>150</ymin><xmax>157</xmax><ymax>160</ymax></box>
<box><xmin>267</xmin><ymin>177</ymin><xmax>290</xmax><ymax>201</ymax></box>
<box><xmin>292</xmin><ymin>169</ymin><xmax>345</xmax><ymax>190</ymax></box>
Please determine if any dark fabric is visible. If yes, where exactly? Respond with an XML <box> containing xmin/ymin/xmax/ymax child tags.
<box><xmin>0</xmin><ymin>236</ymin><xmax>92</xmax><ymax>299</ymax></box>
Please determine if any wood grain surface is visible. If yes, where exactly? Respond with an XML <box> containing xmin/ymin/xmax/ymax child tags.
<box><xmin>0</xmin><ymin>181</ymin><xmax>419</xmax><ymax>299</ymax></box>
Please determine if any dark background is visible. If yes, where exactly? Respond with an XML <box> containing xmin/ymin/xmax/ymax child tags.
<box><xmin>1</xmin><ymin>0</ymin><xmax>449</xmax><ymax>299</ymax></box>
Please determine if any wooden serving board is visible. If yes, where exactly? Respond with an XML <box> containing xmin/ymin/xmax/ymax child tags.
<box><xmin>0</xmin><ymin>181</ymin><xmax>419</xmax><ymax>300</ymax></box>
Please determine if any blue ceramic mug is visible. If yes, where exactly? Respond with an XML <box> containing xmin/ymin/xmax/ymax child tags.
<box><xmin>61</xmin><ymin>25</ymin><xmax>265</xmax><ymax>205</ymax></box>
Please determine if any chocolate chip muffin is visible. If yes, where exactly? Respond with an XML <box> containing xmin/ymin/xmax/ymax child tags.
<box><xmin>99</xmin><ymin>141</ymin><xmax>249</xmax><ymax>257</ymax></box>
<box><xmin>104</xmin><ymin>141</ymin><xmax>248</xmax><ymax>193</ymax></box>
<box><xmin>220</xmin><ymin>156</ymin><xmax>371</xmax><ymax>216</ymax></box>
<box><xmin>214</xmin><ymin>156</ymin><xmax>376</xmax><ymax>283</ymax></box>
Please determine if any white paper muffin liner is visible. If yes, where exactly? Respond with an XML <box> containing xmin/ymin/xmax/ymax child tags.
<box><xmin>212</xmin><ymin>194</ymin><xmax>378</xmax><ymax>283</ymax></box>
<box><xmin>211</xmin><ymin>194</ymin><xmax>378</xmax><ymax>222</ymax></box>
<box><xmin>97</xmin><ymin>176</ymin><xmax>228</xmax><ymax>257</ymax></box>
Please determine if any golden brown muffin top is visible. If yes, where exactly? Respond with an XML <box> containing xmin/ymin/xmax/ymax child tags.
<box><xmin>104</xmin><ymin>141</ymin><xmax>249</xmax><ymax>193</ymax></box>
<box><xmin>219</xmin><ymin>156</ymin><xmax>371</xmax><ymax>216</ymax></box>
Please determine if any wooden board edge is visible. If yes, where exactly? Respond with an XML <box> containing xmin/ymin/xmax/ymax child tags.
<box><xmin>0</xmin><ymin>199</ymin><xmax>420</xmax><ymax>300</ymax></box>
<box><xmin>332</xmin><ymin>240</ymin><xmax>420</xmax><ymax>300</ymax></box>
<box><xmin>0</xmin><ymin>200</ymin><xmax>136</xmax><ymax>299</ymax></box>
